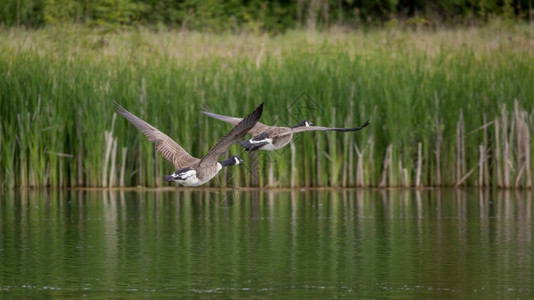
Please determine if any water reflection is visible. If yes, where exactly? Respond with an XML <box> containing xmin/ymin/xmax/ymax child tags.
<box><xmin>0</xmin><ymin>189</ymin><xmax>532</xmax><ymax>298</ymax></box>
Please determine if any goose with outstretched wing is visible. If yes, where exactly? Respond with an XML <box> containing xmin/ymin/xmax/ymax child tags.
<box><xmin>116</xmin><ymin>102</ymin><xmax>263</xmax><ymax>186</ymax></box>
<box><xmin>202</xmin><ymin>109</ymin><xmax>368</xmax><ymax>151</ymax></box>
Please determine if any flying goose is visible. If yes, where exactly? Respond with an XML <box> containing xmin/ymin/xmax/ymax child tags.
<box><xmin>202</xmin><ymin>109</ymin><xmax>369</xmax><ymax>151</ymax></box>
<box><xmin>116</xmin><ymin>102</ymin><xmax>263</xmax><ymax>186</ymax></box>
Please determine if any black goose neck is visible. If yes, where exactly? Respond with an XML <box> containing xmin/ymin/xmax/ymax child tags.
<box><xmin>219</xmin><ymin>158</ymin><xmax>236</xmax><ymax>167</ymax></box>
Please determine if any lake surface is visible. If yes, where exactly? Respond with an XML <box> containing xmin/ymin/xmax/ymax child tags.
<box><xmin>0</xmin><ymin>189</ymin><xmax>532</xmax><ymax>298</ymax></box>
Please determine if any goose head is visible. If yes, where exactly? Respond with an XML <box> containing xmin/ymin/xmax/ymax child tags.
<box><xmin>231</xmin><ymin>155</ymin><xmax>244</xmax><ymax>165</ymax></box>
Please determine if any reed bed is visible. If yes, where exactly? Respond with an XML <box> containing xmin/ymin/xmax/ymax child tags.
<box><xmin>1</xmin><ymin>25</ymin><xmax>533</xmax><ymax>188</ymax></box>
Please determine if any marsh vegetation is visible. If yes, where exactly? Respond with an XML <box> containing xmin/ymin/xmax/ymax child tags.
<box><xmin>0</xmin><ymin>25</ymin><xmax>533</xmax><ymax>188</ymax></box>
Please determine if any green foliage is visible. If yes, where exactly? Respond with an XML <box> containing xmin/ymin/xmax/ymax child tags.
<box><xmin>44</xmin><ymin>0</ymin><xmax>76</xmax><ymax>24</ymax></box>
<box><xmin>0</xmin><ymin>0</ymin><xmax>45</xmax><ymax>26</ymax></box>
<box><xmin>42</xmin><ymin>0</ymin><xmax>149</xmax><ymax>29</ymax></box>
<box><xmin>1</xmin><ymin>0</ymin><xmax>532</xmax><ymax>30</ymax></box>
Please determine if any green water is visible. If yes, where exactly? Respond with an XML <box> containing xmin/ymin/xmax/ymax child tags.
<box><xmin>0</xmin><ymin>189</ymin><xmax>532</xmax><ymax>298</ymax></box>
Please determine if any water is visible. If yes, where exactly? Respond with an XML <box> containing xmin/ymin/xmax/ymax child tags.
<box><xmin>0</xmin><ymin>189</ymin><xmax>532</xmax><ymax>298</ymax></box>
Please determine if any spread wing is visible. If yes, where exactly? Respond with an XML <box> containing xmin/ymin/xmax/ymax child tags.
<box><xmin>202</xmin><ymin>109</ymin><xmax>270</xmax><ymax>136</ymax></box>
<box><xmin>199</xmin><ymin>103</ymin><xmax>264</xmax><ymax>166</ymax></box>
<box><xmin>115</xmin><ymin>103</ymin><xmax>199</xmax><ymax>170</ymax></box>
<box><xmin>279</xmin><ymin>120</ymin><xmax>370</xmax><ymax>136</ymax></box>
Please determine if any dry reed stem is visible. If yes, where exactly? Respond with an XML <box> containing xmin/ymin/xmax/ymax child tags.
<box><xmin>347</xmin><ymin>90</ymin><xmax>355</xmax><ymax>186</ymax></box>
<box><xmin>109</xmin><ymin>137</ymin><xmax>117</xmax><ymax>187</ymax></box>
<box><xmin>495</xmin><ymin>117</ymin><xmax>503</xmax><ymax>187</ymax></box>
<box><xmin>316</xmin><ymin>138</ymin><xmax>322</xmax><ymax>186</ymax></box>
<box><xmin>502</xmin><ymin>105</ymin><xmax>510</xmax><ymax>188</ymax></box>
<box><xmin>154</xmin><ymin>151</ymin><xmax>160</xmax><ymax>187</ymax></box>
<box><xmin>434</xmin><ymin>94</ymin><xmax>442</xmax><ymax>186</ymax></box>
<box><xmin>290</xmin><ymin>142</ymin><xmax>296</xmax><ymax>188</ymax></box>
<box><xmin>403</xmin><ymin>168</ymin><xmax>409</xmax><ymax>187</ymax></box>
<box><xmin>103</xmin><ymin>113</ymin><xmax>117</xmax><ymax>187</ymax></box>
<box><xmin>379</xmin><ymin>144</ymin><xmax>392</xmax><ymax>187</ymax></box>
<box><xmin>526</xmin><ymin>125</ymin><xmax>532</xmax><ymax>189</ymax></box>
<box><xmin>354</xmin><ymin>143</ymin><xmax>364</xmax><ymax>187</ymax></box>
<box><xmin>388</xmin><ymin>145</ymin><xmax>394</xmax><ymax>186</ymax></box>
<box><xmin>329</xmin><ymin>108</ymin><xmax>338</xmax><ymax>186</ymax></box>
<box><xmin>29</xmin><ymin>162</ymin><xmax>35</xmax><ymax>187</ymax></box>
<box><xmin>483</xmin><ymin>114</ymin><xmax>490</xmax><ymax>186</ymax></box>
<box><xmin>268</xmin><ymin>162</ymin><xmax>274</xmax><ymax>187</ymax></box>
<box><xmin>120</xmin><ymin>147</ymin><xmax>127</xmax><ymax>187</ymax></box>
<box><xmin>347</xmin><ymin>137</ymin><xmax>354</xmax><ymax>186</ymax></box>
<box><xmin>251</xmin><ymin>151</ymin><xmax>259</xmax><ymax>187</ymax></box>
<box><xmin>456</xmin><ymin>110</ymin><xmax>466</xmax><ymax>183</ymax></box>
<box><xmin>368</xmin><ymin>135</ymin><xmax>375</xmax><ymax>187</ymax></box>
<box><xmin>77</xmin><ymin>111</ymin><xmax>83</xmax><ymax>186</ymax></box>
<box><xmin>514</xmin><ymin>99</ymin><xmax>532</xmax><ymax>188</ymax></box>
<box><xmin>16</xmin><ymin>114</ymin><xmax>26</xmax><ymax>188</ymax></box>
<box><xmin>138</xmin><ymin>144</ymin><xmax>143</xmax><ymax>186</ymax></box>
<box><xmin>478</xmin><ymin>144</ymin><xmax>486</xmax><ymax>187</ymax></box>
<box><xmin>102</xmin><ymin>131</ymin><xmax>112</xmax><ymax>187</ymax></box>
<box><xmin>515</xmin><ymin>164</ymin><xmax>525</xmax><ymax>188</ymax></box>
<box><xmin>58</xmin><ymin>160</ymin><xmax>64</xmax><ymax>187</ymax></box>
<box><xmin>399</xmin><ymin>159</ymin><xmax>407</xmax><ymax>187</ymax></box>
<box><xmin>416</xmin><ymin>142</ymin><xmax>422</xmax><ymax>187</ymax></box>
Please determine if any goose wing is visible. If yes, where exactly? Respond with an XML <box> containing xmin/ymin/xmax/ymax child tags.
<box><xmin>278</xmin><ymin>120</ymin><xmax>370</xmax><ymax>136</ymax></box>
<box><xmin>202</xmin><ymin>109</ymin><xmax>270</xmax><ymax>136</ymax></box>
<box><xmin>115</xmin><ymin>103</ymin><xmax>199</xmax><ymax>170</ymax></box>
<box><xmin>199</xmin><ymin>103</ymin><xmax>263</xmax><ymax>166</ymax></box>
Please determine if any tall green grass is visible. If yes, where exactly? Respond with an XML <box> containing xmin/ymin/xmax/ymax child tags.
<box><xmin>1</xmin><ymin>25</ymin><xmax>533</xmax><ymax>188</ymax></box>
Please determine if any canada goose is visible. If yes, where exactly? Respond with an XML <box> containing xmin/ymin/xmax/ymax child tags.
<box><xmin>116</xmin><ymin>103</ymin><xmax>263</xmax><ymax>186</ymax></box>
<box><xmin>202</xmin><ymin>109</ymin><xmax>369</xmax><ymax>151</ymax></box>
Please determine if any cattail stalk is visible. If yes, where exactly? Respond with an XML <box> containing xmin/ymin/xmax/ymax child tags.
<box><xmin>251</xmin><ymin>151</ymin><xmax>259</xmax><ymax>187</ymax></box>
<box><xmin>102</xmin><ymin>131</ymin><xmax>112</xmax><ymax>187</ymax></box>
<box><xmin>495</xmin><ymin>117</ymin><xmax>503</xmax><ymax>187</ymax></box>
<box><xmin>120</xmin><ymin>147</ymin><xmax>127</xmax><ymax>187</ymax></box>
<box><xmin>77</xmin><ymin>111</ymin><xmax>83</xmax><ymax>187</ymax></box>
<box><xmin>478</xmin><ymin>144</ymin><xmax>485</xmax><ymax>187</ymax></box>
<box><xmin>109</xmin><ymin>137</ymin><xmax>118</xmax><ymax>187</ymax></box>
<box><xmin>379</xmin><ymin>144</ymin><xmax>392</xmax><ymax>187</ymax></box>
<box><xmin>482</xmin><ymin>114</ymin><xmax>490</xmax><ymax>186</ymax></box>
<box><xmin>434</xmin><ymin>118</ymin><xmax>442</xmax><ymax>186</ymax></box>
<box><xmin>354</xmin><ymin>143</ymin><xmax>364</xmax><ymax>187</ymax></box>
<box><xmin>416</xmin><ymin>142</ymin><xmax>422</xmax><ymax>188</ymax></box>
<box><xmin>456</xmin><ymin>110</ymin><xmax>465</xmax><ymax>184</ymax></box>
<box><xmin>502</xmin><ymin>105</ymin><xmax>510</xmax><ymax>188</ymax></box>
<box><xmin>290</xmin><ymin>142</ymin><xmax>296</xmax><ymax>188</ymax></box>
<box><xmin>316</xmin><ymin>137</ymin><xmax>322</xmax><ymax>186</ymax></box>
<box><xmin>268</xmin><ymin>162</ymin><xmax>275</xmax><ymax>187</ymax></box>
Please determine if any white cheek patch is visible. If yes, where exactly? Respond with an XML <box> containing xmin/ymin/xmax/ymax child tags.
<box><xmin>250</xmin><ymin>138</ymin><xmax>272</xmax><ymax>144</ymax></box>
<box><xmin>234</xmin><ymin>157</ymin><xmax>241</xmax><ymax>165</ymax></box>
<box><xmin>305</xmin><ymin>122</ymin><xmax>310</xmax><ymax>127</ymax></box>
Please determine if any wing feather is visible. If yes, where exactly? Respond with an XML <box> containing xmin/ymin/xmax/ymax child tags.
<box><xmin>115</xmin><ymin>103</ymin><xmax>199</xmax><ymax>170</ymax></box>
<box><xmin>202</xmin><ymin>109</ymin><xmax>270</xmax><ymax>136</ymax></box>
<box><xmin>277</xmin><ymin>120</ymin><xmax>370</xmax><ymax>136</ymax></box>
